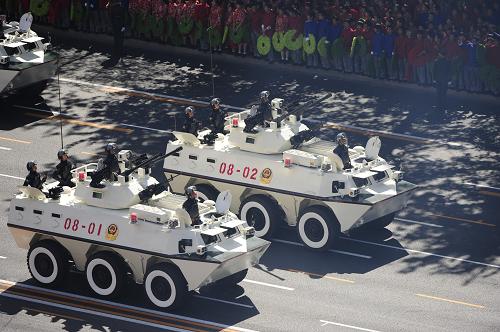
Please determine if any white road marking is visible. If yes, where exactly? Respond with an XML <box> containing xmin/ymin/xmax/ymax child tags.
<box><xmin>192</xmin><ymin>294</ymin><xmax>254</xmax><ymax>309</ymax></box>
<box><xmin>0</xmin><ymin>256</ymin><xmax>6</xmax><ymax>259</ymax></box>
<box><xmin>271</xmin><ymin>238</ymin><xmax>372</xmax><ymax>259</ymax></box>
<box><xmin>463</xmin><ymin>182</ymin><xmax>500</xmax><ymax>192</ymax></box>
<box><xmin>242</xmin><ymin>279</ymin><xmax>295</xmax><ymax>291</ymax></box>
<box><xmin>0</xmin><ymin>292</ymin><xmax>192</xmax><ymax>332</ymax></box>
<box><xmin>0</xmin><ymin>146</ymin><xmax>12</xmax><ymax>151</ymax></box>
<box><xmin>0</xmin><ymin>279</ymin><xmax>258</xmax><ymax>332</ymax></box>
<box><xmin>320</xmin><ymin>319</ymin><xmax>382</xmax><ymax>332</ymax></box>
<box><xmin>341</xmin><ymin>237</ymin><xmax>500</xmax><ymax>269</ymax></box>
<box><xmin>59</xmin><ymin>77</ymin><xmax>246</xmax><ymax>111</ymax></box>
<box><xmin>0</xmin><ymin>173</ymin><xmax>24</xmax><ymax>180</ymax></box>
<box><xmin>394</xmin><ymin>217</ymin><xmax>443</xmax><ymax>228</ymax></box>
<box><xmin>13</xmin><ymin>105</ymin><xmax>171</xmax><ymax>134</ymax></box>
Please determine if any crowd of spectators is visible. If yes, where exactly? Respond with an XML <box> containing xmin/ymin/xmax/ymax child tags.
<box><xmin>2</xmin><ymin>0</ymin><xmax>500</xmax><ymax>95</ymax></box>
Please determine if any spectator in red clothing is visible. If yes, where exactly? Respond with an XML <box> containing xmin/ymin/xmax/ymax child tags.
<box><xmin>194</xmin><ymin>0</ymin><xmax>210</xmax><ymax>50</ymax></box>
<box><xmin>341</xmin><ymin>20</ymin><xmax>355</xmax><ymax>72</ymax></box>
<box><xmin>287</xmin><ymin>8</ymin><xmax>304</xmax><ymax>65</ymax></box>
<box><xmin>261</xmin><ymin>3</ymin><xmax>275</xmax><ymax>62</ymax></box>
<box><xmin>424</xmin><ymin>32</ymin><xmax>438</xmax><ymax>85</ymax></box>
<box><xmin>394</xmin><ymin>27</ymin><xmax>408</xmax><ymax>81</ymax></box>
<box><xmin>248</xmin><ymin>2</ymin><xmax>262</xmax><ymax>57</ymax></box>
<box><xmin>275</xmin><ymin>8</ymin><xmax>289</xmax><ymax>62</ymax></box>
<box><xmin>208</xmin><ymin>0</ymin><xmax>223</xmax><ymax>51</ymax></box>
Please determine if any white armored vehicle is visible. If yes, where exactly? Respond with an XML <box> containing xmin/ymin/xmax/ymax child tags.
<box><xmin>164</xmin><ymin>95</ymin><xmax>418</xmax><ymax>251</ymax></box>
<box><xmin>7</xmin><ymin>147</ymin><xmax>270</xmax><ymax>309</ymax></box>
<box><xmin>1</xmin><ymin>13</ymin><xmax>57</xmax><ymax>98</ymax></box>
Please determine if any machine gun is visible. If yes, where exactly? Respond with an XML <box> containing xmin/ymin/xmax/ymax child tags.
<box><xmin>138</xmin><ymin>182</ymin><xmax>169</xmax><ymax>202</ymax></box>
<box><xmin>274</xmin><ymin>93</ymin><xmax>332</xmax><ymax>125</ymax></box>
<box><xmin>121</xmin><ymin>147</ymin><xmax>183</xmax><ymax>178</ymax></box>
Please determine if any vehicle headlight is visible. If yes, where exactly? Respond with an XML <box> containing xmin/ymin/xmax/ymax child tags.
<box><xmin>196</xmin><ymin>245</ymin><xmax>207</xmax><ymax>255</ymax></box>
<box><xmin>243</xmin><ymin>226</ymin><xmax>255</xmax><ymax>238</ymax></box>
<box><xmin>393</xmin><ymin>171</ymin><xmax>404</xmax><ymax>182</ymax></box>
<box><xmin>349</xmin><ymin>188</ymin><xmax>359</xmax><ymax>197</ymax></box>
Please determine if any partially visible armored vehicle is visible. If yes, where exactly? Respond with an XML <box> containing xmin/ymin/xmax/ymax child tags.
<box><xmin>8</xmin><ymin>147</ymin><xmax>269</xmax><ymax>309</ymax></box>
<box><xmin>1</xmin><ymin>13</ymin><xmax>57</xmax><ymax>98</ymax></box>
<box><xmin>164</xmin><ymin>95</ymin><xmax>418</xmax><ymax>251</ymax></box>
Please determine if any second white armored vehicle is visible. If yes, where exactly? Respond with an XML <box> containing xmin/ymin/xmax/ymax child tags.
<box><xmin>8</xmin><ymin>147</ymin><xmax>270</xmax><ymax>309</ymax></box>
<box><xmin>1</xmin><ymin>13</ymin><xmax>57</xmax><ymax>98</ymax></box>
<box><xmin>164</xmin><ymin>95</ymin><xmax>418</xmax><ymax>251</ymax></box>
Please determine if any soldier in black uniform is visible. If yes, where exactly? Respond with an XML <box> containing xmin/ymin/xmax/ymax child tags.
<box><xmin>90</xmin><ymin>143</ymin><xmax>120</xmax><ymax>188</ymax></box>
<box><xmin>333</xmin><ymin>132</ymin><xmax>352</xmax><ymax>170</ymax></box>
<box><xmin>53</xmin><ymin>149</ymin><xmax>75</xmax><ymax>187</ymax></box>
<box><xmin>23</xmin><ymin>161</ymin><xmax>47</xmax><ymax>190</ymax></box>
<box><xmin>243</xmin><ymin>91</ymin><xmax>272</xmax><ymax>133</ymax></box>
<box><xmin>182</xmin><ymin>186</ymin><xmax>201</xmax><ymax>226</ymax></box>
<box><xmin>106</xmin><ymin>0</ymin><xmax>127</xmax><ymax>64</ymax></box>
<box><xmin>208</xmin><ymin>98</ymin><xmax>227</xmax><ymax>134</ymax></box>
<box><xmin>181</xmin><ymin>106</ymin><xmax>201</xmax><ymax>136</ymax></box>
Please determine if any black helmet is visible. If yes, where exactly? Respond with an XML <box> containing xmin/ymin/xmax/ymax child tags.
<box><xmin>26</xmin><ymin>160</ymin><xmax>37</xmax><ymax>171</ymax></box>
<box><xmin>185</xmin><ymin>106</ymin><xmax>195</xmax><ymax>114</ymax></box>
<box><xmin>211</xmin><ymin>98</ymin><xmax>221</xmax><ymax>108</ymax></box>
<box><xmin>185</xmin><ymin>185</ymin><xmax>197</xmax><ymax>197</ymax></box>
<box><xmin>260</xmin><ymin>90</ymin><xmax>270</xmax><ymax>101</ymax></box>
<box><xmin>336</xmin><ymin>132</ymin><xmax>348</xmax><ymax>146</ymax></box>
<box><xmin>105</xmin><ymin>143</ymin><xmax>117</xmax><ymax>154</ymax></box>
<box><xmin>57</xmin><ymin>149</ymin><xmax>67</xmax><ymax>159</ymax></box>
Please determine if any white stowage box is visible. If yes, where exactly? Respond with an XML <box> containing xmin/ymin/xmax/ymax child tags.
<box><xmin>283</xmin><ymin>149</ymin><xmax>321</xmax><ymax>168</ymax></box>
<box><xmin>130</xmin><ymin>204</ymin><xmax>172</xmax><ymax>224</ymax></box>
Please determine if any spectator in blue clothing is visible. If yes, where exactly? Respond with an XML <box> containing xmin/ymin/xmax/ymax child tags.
<box><xmin>461</xmin><ymin>34</ymin><xmax>481</xmax><ymax>92</ymax></box>
<box><xmin>304</xmin><ymin>12</ymin><xmax>318</xmax><ymax>68</ymax></box>
<box><xmin>371</xmin><ymin>23</ymin><xmax>385</xmax><ymax>79</ymax></box>
<box><xmin>383</xmin><ymin>25</ymin><xmax>396</xmax><ymax>80</ymax></box>
<box><xmin>328</xmin><ymin>17</ymin><xmax>343</xmax><ymax>71</ymax></box>
<box><xmin>317</xmin><ymin>12</ymin><xmax>330</xmax><ymax>69</ymax></box>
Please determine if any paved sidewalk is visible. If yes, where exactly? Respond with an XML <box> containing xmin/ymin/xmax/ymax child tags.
<box><xmin>36</xmin><ymin>24</ymin><xmax>499</xmax><ymax>104</ymax></box>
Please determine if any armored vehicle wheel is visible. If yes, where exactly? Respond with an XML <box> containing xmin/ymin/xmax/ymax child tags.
<box><xmin>239</xmin><ymin>196</ymin><xmax>279</xmax><ymax>239</ymax></box>
<box><xmin>214</xmin><ymin>269</ymin><xmax>248</xmax><ymax>286</ymax></box>
<box><xmin>144</xmin><ymin>264</ymin><xmax>187</xmax><ymax>309</ymax></box>
<box><xmin>364</xmin><ymin>213</ymin><xmax>395</xmax><ymax>229</ymax></box>
<box><xmin>27</xmin><ymin>241</ymin><xmax>69</xmax><ymax>287</ymax></box>
<box><xmin>195</xmin><ymin>184</ymin><xmax>219</xmax><ymax>202</ymax></box>
<box><xmin>85</xmin><ymin>252</ymin><xmax>125</xmax><ymax>299</ymax></box>
<box><xmin>297</xmin><ymin>206</ymin><xmax>340</xmax><ymax>251</ymax></box>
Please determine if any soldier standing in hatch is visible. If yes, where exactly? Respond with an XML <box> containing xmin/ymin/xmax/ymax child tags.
<box><xmin>24</xmin><ymin>161</ymin><xmax>47</xmax><ymax>190</ymax></box>
<box><xmin>333</xmin><ymin>132</ymin><xmax>352</xmax><ymax>170</ymax></box>
<box><xmin>90</xmin><ymin>143</ymin><xmax>120</xmax><ymax>188</ymax></box>
<box><xmin>182</xmin><ymin>186</ymin><xmax>201</xmax><ymax>226</ymax></box>
<box><xmin>181</xmin><ymin>106</ymin><xmax>201</xmax><ymax>136</ymax></box>
<box><xmin>208</xmin><ymin>98</ymin><xmax>227</xmax><ymax>134</ymax></box>
<box><xmin>53</xmin><ymin>149</ymin><xmax>75</xmax><ymax>187</ymax></box>
<box><xmin>243</xmin><ymin>90</ymin><xmax>272</xmax><ymax>133</ymax></box>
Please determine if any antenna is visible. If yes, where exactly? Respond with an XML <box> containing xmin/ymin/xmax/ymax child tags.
<box><xmin>207</xmin><ymin>26</ymin><xmax>215</xmax><ymax>97</ymax></box>
<box><xmin>57</xmin><ymin>52</ymin><xmax>64</xmax><ymax>148</ymax></box>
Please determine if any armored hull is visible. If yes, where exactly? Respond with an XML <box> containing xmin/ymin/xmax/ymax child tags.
<box><xmin>164</xmin><ymin>97</ymin><xmax>418</xmax><ymax>251</ymax></box>
<box><xmin>8</xmin><ymin>156</ymin><xmax>269</xmax><ymax>309</ymax></box>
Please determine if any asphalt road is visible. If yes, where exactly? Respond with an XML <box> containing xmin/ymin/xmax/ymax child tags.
<box><xmin>0</xmin><ymin>36</ymin><xmax>499</xmax><ymax>332</ymax></box>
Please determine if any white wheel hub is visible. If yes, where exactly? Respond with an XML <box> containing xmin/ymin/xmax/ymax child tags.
<box><xmin>240</xmin><ymin>201</ymin><xmax>270</xmax><ymax>237</ymax></box>
<box><xmin>298</xmin><ymin>212</ymin><xmax>330</xmax><ymax>249</ymax></box>
<box><xmin>29</xmin><ymin>247</ymin><xmax>58</xmax><ymax>284</ymax></box>
<box><xmin>145</xmin><ymin>270</ymin><xmax>177</xmax><ymax>308</ymax></box>
<box><xmin>86</xmin><ymin>258</ymin><xmax>117</xmax><ymax>296</ymax></box>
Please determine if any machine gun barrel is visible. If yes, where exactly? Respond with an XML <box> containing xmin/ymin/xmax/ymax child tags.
<box><xmin>122</xmin><ymin>147</ymin><xmax>183</xmax><ymax>177</ymax></box>
<box><xmin>275</xmin><ymin>93</ymin><xmax>332</xmax><ymax>123</ymax></box>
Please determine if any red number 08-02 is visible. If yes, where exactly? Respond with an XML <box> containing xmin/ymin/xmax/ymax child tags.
<box><xmin>219</xmin><ymin>163</ymin><xmax>257</xmax><ymax>180</ymax></box>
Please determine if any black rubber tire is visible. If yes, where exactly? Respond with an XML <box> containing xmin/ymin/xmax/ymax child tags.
<box><xmin>195</xmin><ymin>184</ymin><xmax>220</xmax><ymax>202</ymax></box>
<box><xmin>27</xmin><ymin>240</ymin><xmax>69</xmax><ymax>287</ymax></box>
<box><xmin>239</xmin><ymin>195</ymin><xmax>279</xmax><ymax>239</ymax></box>
<box><xmin>144</xmin><ymin>264</ymin><xmax>188</xmax><ymax>309</ymax></box>
<box><xmin>214</xmin><ymin>269</ymin><xmax>248</xmax><ymax>286</ymax></box>
<box><xmin>85</xmin><ymin>252</ymin><xmax>126</xmax><ymax>299</ymax></box>
<box><xmin>364</xmin><ymin>213</ymin><xmax>396</xmax><ymax>229</ymax></box>
<box><xmin>296</xmin><ymin>206</ymin><xmax>340</xmax><ymax>251</ymax></box>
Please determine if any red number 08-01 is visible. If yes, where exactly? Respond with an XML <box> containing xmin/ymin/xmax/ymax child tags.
<box><xmin>219</xmin><ymin>162</ymin><xmax>257</xmax><ymax>180</ymax></box>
